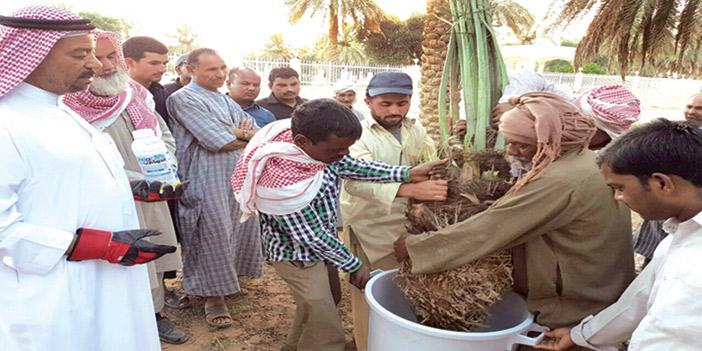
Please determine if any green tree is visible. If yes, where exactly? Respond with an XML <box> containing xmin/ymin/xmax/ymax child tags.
<box><xmin>261</xmin><ymin>34</ymin><xmax>295</xmax><ymax>61</ymax></box>
<box><xmin>553</xmin><ymin>63</ymin><xmax>575</xmax><ymax>73</ymax></box>
<box><xmin>301</xmin><ymin>28</ymin><xmax>367</xmax><ymax>64</ymax></box>
<box><xmin>335</xmin><ymin>25</ymin><xmax>367</xmax><ymax>63</ymax></box>
<box><xmin>547</xmin><ymin>0</ymin><xmax>702</xmax><ymax>78</ymax></box>
<box><xmin>296</xmin><ymin>46</ymin><xmax>316</xmax><ymax>61</ymax></box>
<box><xmin>166</xmin><ymin>24</ymin><xmax>200</xmax><ymax>56</ymax></box>
<box><xmin>544</xmin><ymin>59</ymin><xmax>573</xmax><ymax>72</ymax></box>
<box><xmin>285</xmin><ymin>0</ymin><xmax>386</xmax><ymax>60</ymax></box>
<box><xmin>581</xmin><ymin>62</ymin><xmax>608</xmax><ymax>75</ymax></box>
<box><xmin>358</xmin><ymin>13</ymin><xmax>425</xmax><ymax>65</ymax></box>
<box><xmin>78</xmin><ymin>12</ymin><xmax>132</xmax><ymax>38</ymax></box>
<box><xmin>297</xmin><ymin>38</ymin><xmax>326</xmax><ymax>61</ymax></box>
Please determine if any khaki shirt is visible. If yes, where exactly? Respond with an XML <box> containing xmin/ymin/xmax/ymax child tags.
<box><xmin>340</xmin><ymin>116</ymin><xmax>434</xmax><ymax>266</ymax></box>
<box><xmin>406</xmin><ymin>150</ymin><xmax>636</xmax><ymax>328</ymax></box>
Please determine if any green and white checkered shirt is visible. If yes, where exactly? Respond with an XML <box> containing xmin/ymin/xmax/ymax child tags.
<box><xmin>259</xmin><ymin>155</ymin><xmax>410</xmax><ymax>273</ymax></box>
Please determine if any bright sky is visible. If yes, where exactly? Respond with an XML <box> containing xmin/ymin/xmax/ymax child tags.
<box><xmin>1</xmin><ymin>1</ymin><xmax>580</xmax><ymax>61</ymax></box>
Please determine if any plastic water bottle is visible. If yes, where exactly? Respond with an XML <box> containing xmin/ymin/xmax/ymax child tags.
<box><xmin>131</xmin><ymin>129</ymin><xmax>181</xmax><ymax>187</ymax></box>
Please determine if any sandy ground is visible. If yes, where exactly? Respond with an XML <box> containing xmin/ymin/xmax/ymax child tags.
<box><xmin>161</xmin><ymin>213</ymin><xmax>642</xmax><ymax>351</ymax></box>
<box><xmin>160</xmin><ymin>264</ymin><xmax>357</xmax><ymax>351</ymax></box>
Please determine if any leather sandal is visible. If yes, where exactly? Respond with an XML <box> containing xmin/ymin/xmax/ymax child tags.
<box><xmin>205</xmin><ymin>304</ymin><xmax>233</xmax><ymax>329</ymax></box>
<box><xmin>157</xmin><ymin>316</ymin><xmax>190</xmax><ymax>344</ymax></box>
<box><xmin>164</xmin><ymin>290</ymin><xmax>191</xmax><ymax>310</ymax></box>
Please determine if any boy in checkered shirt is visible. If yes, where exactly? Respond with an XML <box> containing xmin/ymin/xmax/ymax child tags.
<box><xmin>232</xmin><ymin>99</ymin><xmax>446</xmax><ymax>351</ymax></box>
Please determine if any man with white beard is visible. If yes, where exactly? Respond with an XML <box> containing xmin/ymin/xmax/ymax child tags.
<box><xmin>63</xmin><ymin>30</ymin><xmax>189</xmax><ymax>344</ymax></box>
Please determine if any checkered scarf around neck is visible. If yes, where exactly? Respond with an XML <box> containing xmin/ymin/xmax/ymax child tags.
<box><xmin>575</xmin><ymin>85</ymin><xmax>641</xmax><ymax>139</ymax></box>
<box><xmin>0</xmin><ymin>6</ymin><xmax>95</xmax><ymax>97</ymax></box>
<box><xmin>231</xmin><ymin>119</ymin><xmax>328</xmax><ymax>222</ymax></box>
<box><xmin>499</xmin><ymin>92</ymin><xmax>597</xmax><ymax>196</ymax></box>
<box><xmin>62</xmin><ymin>30</ymin><xmax>158</xmax><ymax>134</ymax></box>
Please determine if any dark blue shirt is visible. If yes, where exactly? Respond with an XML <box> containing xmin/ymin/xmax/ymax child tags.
<box><xmin>242</xmin><ymin>102</ymin><xmax>276</xmax><ymax>128</ymax></box>
<box><xmin>149</xmin><ymin>81</ymin><xmax>171</xmax><ymax>126</ymax></box>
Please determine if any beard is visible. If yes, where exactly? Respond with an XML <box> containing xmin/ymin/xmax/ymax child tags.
<box><xmin>89</xmin><ymin>67</ymin><xmax>129</xmax><ymax>97</ymax></box>
<box><xmin>685</xmin><ymin>115</ymin><xmax>702</xmax><ymax>127</ymax></box>
<box><xmin>505</xmin><ymin>155</ymin><xmax>532</xmax><ymax>179</ymax></box>
<box><xmin>371</xmin><ymin>111</ymin><xmax>405</xmax><ymax>130</ymax></box>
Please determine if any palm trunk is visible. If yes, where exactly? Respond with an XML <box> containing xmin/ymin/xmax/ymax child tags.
<box><xmin>419</xmin><ymin>0</ymin><xmax>454</xmax><ymax>144</ymax></box>
<box><xmin>328</xmin><ymin>1</ymin><xmax>340</xmax><ymax>61</ymax></box>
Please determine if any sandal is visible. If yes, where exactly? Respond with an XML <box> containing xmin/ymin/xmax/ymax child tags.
<box><xmin>157</xmin><ymin>316</ymin><xmax>190</xmax><ymax>344</ymax></box>
<box><xmin>205</xmin><ymin>304</ymin><xmax>233</xmax><ymax>329</ymax></box>
<box><xmin>164</xmin><ymin>290</ymin><xmax>191</xmax><ymax>310</ymax></box>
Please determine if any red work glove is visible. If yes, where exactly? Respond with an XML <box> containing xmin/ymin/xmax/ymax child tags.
<box><xmin>130</xmin><ymin>180</ymin><xmax>189</xmax><ymax>202</ymax></box>
<box><xmin>67</xmin><ymin>228</ymin><xmax>176</xmax><ymax>266</ymax></box>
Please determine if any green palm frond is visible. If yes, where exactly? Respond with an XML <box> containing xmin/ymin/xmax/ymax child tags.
<box><xmin>490</xmin><ymin>0</ymin><xmax>534</xmax><ymax>37</ymax></box>
<box><xmin>285</xmin><ymin>0</ymin><xmax>387</xmax><ymax>60</ymax></box>
<box><xmin>548</xmin><ymin>0</ymin><xmax>702</xmax><ymax>78</ymax></box>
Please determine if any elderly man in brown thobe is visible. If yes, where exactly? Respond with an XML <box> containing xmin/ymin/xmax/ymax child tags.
<box><xmin>394</xmin><ymin>93</ymin><xmax>636</xmax><ymax>343</ymax></box>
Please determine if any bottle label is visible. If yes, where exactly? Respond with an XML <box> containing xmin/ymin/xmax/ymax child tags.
<box><xmin>136</xmin><ymin>154</ymin><xmax>180</xmax><ymax>186</ymax></box>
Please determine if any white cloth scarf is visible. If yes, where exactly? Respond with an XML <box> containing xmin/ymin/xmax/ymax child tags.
<box><xmin>231</xmin><ymin>119</ymin><xmax>327</xmax><ymax>222</ymax></box>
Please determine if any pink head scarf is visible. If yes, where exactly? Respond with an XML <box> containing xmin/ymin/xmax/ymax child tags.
<box><xmin>0</xmin><ymin>6</ymin><xmax>94</xmax><ymax>97</ymax></box>
<box><xmin>499</xmin><ymin>92</ymin><xmax>597</xmax><ymax>194</ymax></box>
<box><xmin>575</xmin><ymin>85</ymin><xmax>641</xmax><ymax>139</ymax></box>
<box><xmin>62</xmin><ymin>30</ymin><xmax>158</xmax><ymax>133</ymax></box>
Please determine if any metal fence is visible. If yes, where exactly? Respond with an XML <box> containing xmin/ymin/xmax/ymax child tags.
<box><xmin>225</xmin><ymin>60</ymin><xmax>702</xmax><ymax>120</ymax></box>
<box><xmin>241</xmin><ymin>58</ymin><xmax>408</xmax><ymax>86</ymax></box>
<box><xmin>240</xmin><ymin>58</ymin><xmax>289</xmax><ymax>77</ymax></box>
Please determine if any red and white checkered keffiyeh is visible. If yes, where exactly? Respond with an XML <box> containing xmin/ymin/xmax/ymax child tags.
<box><xmin>231</xmin><ymin>119</ymin><xmax>328</xmax><ymax>222</ymax></box>
<box><xmin>62</xmin><ymin>31</ymin><xmax>158</xmax><ymax>133</ymax></box>
<box><xmin>575</xmin><ymin>85</ymin><xmax>641</xmax><ymax>139</ymax></box>
<box><xmin>0</xmin><ymin>6</ymin><xmax>89</xmax><ymax>97</ymax></box>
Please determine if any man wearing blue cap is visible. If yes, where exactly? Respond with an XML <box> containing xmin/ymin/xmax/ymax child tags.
<box><xmin>340</xmin><ymin>71</ymin><xmax>448</xmax><ymax>350</ymax></box>
<box><xmin>164</xmin><ymin>53</ymin><xmax>191</xmax><ymax>96</ymax></box>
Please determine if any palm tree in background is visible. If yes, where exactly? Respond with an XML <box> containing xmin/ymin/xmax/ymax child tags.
<box><xmin>492</xmin><ymin>0</ymin><xmax>535</xmax><ymax>43</ymax></box>
<box><xmin>285</xmin><ymin>0</ymin><xmax>386</xmax><ymax>60</ymax></box>
<box><xmin>261</xmin><ymin>33</ymin><xmax>295</xmax><ymax>60</ymax></box>
<box><xmin>330</xmin><ymin>24</ymin><xmax>368</xmax><ymax>63</ymax></box>
<box><xmin>296</xmin><ymin>26</ymin><xmax>367</xmax><ymax>63</ymax></box>
<box><xmin>166</xmin><ymin>24</ymin><xmax>200</xmax><ymax>56</ymax></box>
<box><xmin>546</xmin><ymin>0</ymin><xmax>702</xmax><ymax>78</ymax></box>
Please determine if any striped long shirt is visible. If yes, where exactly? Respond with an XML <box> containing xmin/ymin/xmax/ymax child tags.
<box><xmin>259</xmin><ymin>155</ymin><xmax>410</xmax><ymax>273</ymax></box>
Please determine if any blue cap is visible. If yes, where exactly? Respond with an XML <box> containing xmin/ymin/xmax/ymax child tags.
<box><xmin>367</xmin><ymin>72</ymin><xmax>413</xmax><ymax>97</ymax></box>
<box><xmin>175</xmin><ymin>53</ymin><xmax>189</xmax><ymax>67</ymax></box>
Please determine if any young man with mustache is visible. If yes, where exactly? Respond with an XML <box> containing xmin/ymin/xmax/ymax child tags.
<box><xmin>256</xmin><ymin>66</ymin><xmax>307</xmax><ymax>120</ymax></box>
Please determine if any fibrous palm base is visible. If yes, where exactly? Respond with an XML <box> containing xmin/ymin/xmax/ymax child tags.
<box><xmin>395</xmin><ymin>150</ymin><xmax>515</xmax><ymax>332</ymax></box>
<box><xmin>395</xmin><ymin>253</ymin><xmax>513</xmax><ymax>331</ymax></box>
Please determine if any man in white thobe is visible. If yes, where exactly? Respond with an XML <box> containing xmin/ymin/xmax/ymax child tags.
<box><xmin>0</xmin><ymin>6</ymin><xmax>171</xmax><ymax>351</ymax></box>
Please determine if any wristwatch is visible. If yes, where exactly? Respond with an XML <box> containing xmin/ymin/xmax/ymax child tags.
<box><xmin>243</xmin><ymin>130</ymin><xmax>249</xmax><ymax>139</ymax></box>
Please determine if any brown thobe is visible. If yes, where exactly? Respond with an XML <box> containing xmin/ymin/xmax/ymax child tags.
<box><xmin>406</xmin><ymin>149</ymin><xmax>636</xmax><ymax>329</ymax></box>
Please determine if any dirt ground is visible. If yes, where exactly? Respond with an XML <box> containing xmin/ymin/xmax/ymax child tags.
<box><xmin>160</xmin><ymin>264</ymin><xmax>357</xmax><ymax>351</ymax></box>
<box><xmin>161</xmin><ymin>213</ymin><xmax>643</xmax><ymax>351</ymax></box>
